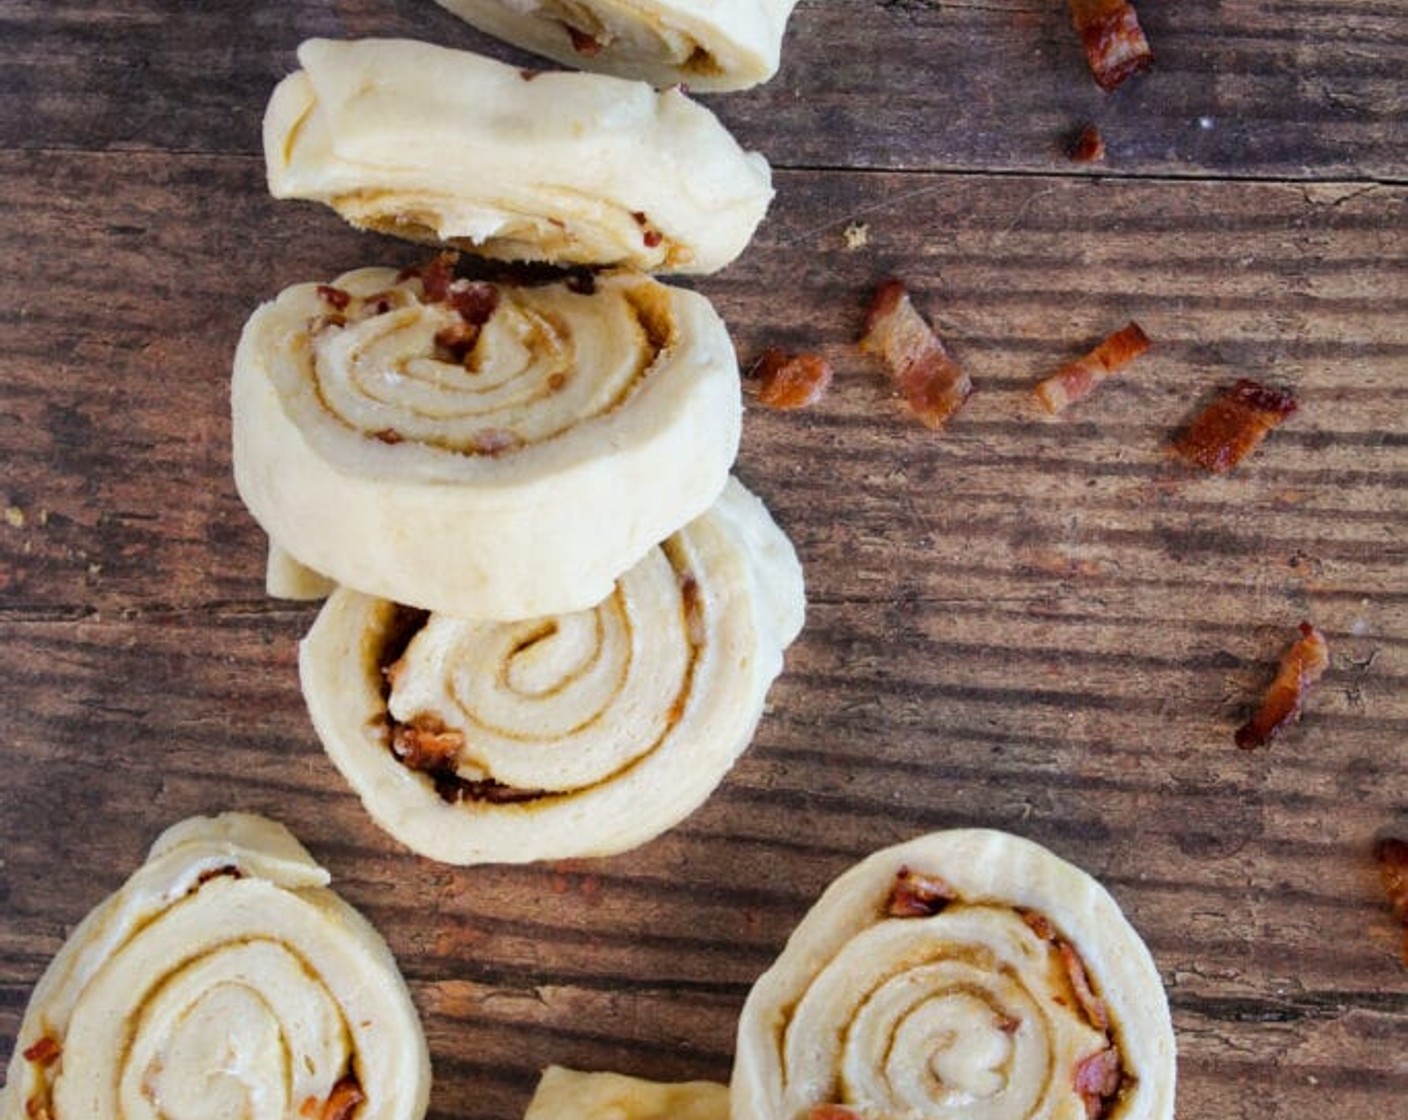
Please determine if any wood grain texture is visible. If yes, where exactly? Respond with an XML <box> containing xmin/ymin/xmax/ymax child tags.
<box><xmin>1</xmin><ymin>3</ymin><xmax>1406</xmax><ymax>1119</ymax></box>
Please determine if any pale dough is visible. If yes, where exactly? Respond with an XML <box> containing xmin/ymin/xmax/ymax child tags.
<box><xmin>525</xmin><ymin>1066</ymin><xmax>729</xmax><ymax>1120</ymax></box>
<box><xmin>732</xmin><ymin>829</ymin><xmax>1176</xmax><ymax>1120</ymax></box>
<box><xmin>265</xmin><ymin>38</ymin><xmax>773</xmax><ymax>273</ymax></box>
<box><xmin>0</xmin><ymin>813</ymin><xmax>430</xmax><ymax>1120</ymax></box>
<box><xmin>232</xmin><ymin>266</ymin><xmax>740</xmax><ymax>620</ymax></box>
<box><xmin>298</xmin><ymin>477</ymin><xmax>805</xmax><ymax>865</ymax></box>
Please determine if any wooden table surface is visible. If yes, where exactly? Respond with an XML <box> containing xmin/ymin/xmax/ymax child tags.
<box><xmin>2</xmin><ymin>2</ymin><xmax>1405</xmax><ymax>1117</ymax></box>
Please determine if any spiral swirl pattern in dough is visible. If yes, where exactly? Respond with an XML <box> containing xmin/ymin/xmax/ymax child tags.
<box><xmin>298</xmin><ymin>478</ymin><xmax>805</xmax><ymax>865</ymax></box>
<box><xmin>733</xmin><ymin>830</ymin><xmax>1175</xmax><ymax>1120</ymax></box>
<box><xmin>264</xmin><ymin>38</ymin><xmax>773</xmax><ymax>273</ymax></box>
<box><xmin>232</xmin><ymin>264</ymin><xmax>740</xmax><ymax>620</ymax></box>
<box><xmin>0</xmin><ymin>814</ymin><xmax>430</xmax><ymax>1120</ymax></box>
<box><xmin>430</xmin><ymin>0</ymin><xmax>801</xmax><ymax>92</ymax></box>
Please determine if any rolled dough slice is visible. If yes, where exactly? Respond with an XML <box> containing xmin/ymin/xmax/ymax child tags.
<box><xmin>298</xmin><ymin>477</ymin><xmax>805</xmax><ymax>865</ymax></box>
<box><xmin>232</xmin><ymin>264</ymin><xmax>740</xmax><ymax>620</ymax></box>
<box><xmin>264</xmin><ymin>38</ymin><xmax>773</xmax><ymax>273</ymax></box>
<box><xmin>524</xmin><ymin>1066</ymin><xmax>728</xmax><ymax>1120</ymax></box>
<box><xmin>430</xmin><ymin>0</ymin><xmax>801</xmax><ymax>93</ymax></box>
<box><xmin>733</xmin><ymin>829</ymin><xmax>1176</xmax><ymax>1120</ymax></box>
<box><xmin>0</xmin><ymin>813</ymin><xmax>430</xmax><ymax>1120</ymax></box>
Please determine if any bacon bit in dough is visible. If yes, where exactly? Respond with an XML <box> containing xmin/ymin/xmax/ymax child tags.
<box><xmin>435</xmin><ymin>775</ymin><xmax>546</xmax><ymax>806</ymax></box>
<box><xmin>1375</xmin><ymin>835</ymin><xmax>1408</xmax><ymax>965</ymax></box>
<box><xmin>435</xmin><ymin>320</ymin><xmax>481</xmax><ymax>363</ymax></box>
<box><xmin>749</xmin><ymin>347</ymin><xmax>833</xmax><ymax>410</ymax></box>
<box><xmin>805</xmin><ymin>1108</ymin><xmax>861</xmax><ymax>1120</ymax></box>
<box><xmin>392</xmin><ymin>722</ymin><xmax>465</xmax><ymax>773</ymax></box>
<box><xmin>447</xmin><ymin>280</ymin><xmax>500</xmax><ymax>325</ymax></box>
<box><xmin>996</xmin><ymin>1013</ymin><xmax>1022</xmax><ymax>1033</ymax></box>
<box><xmin>1074</xmin><ymin>1048</ymin><xmax>1123</xmax><ymax>1119</ymax></box>
<box><xmin>316</xmin><ymin>285</ymin><xmax>352</xmax><ymax>311</ymax></box>
<box><xmin>567</xmin><ymin>25</ymin><xmax>603</xmax><ymax>56</ymax></box>
<box><xmin>24</xmin><ymin>1098</ymin><xmax>52</xmax><ymax>1120</ymax></box>
<box><xmin>1235</xmin><ymin>621</ymin><xmax>1329</xmax><ymax>750</ymax></box>
<box><xmin>320</xmin><ymin>1076</ymin><xmax>365</xmax><ymax>1120</ymax></box>
<box><xmin>886</xmin><ymin>866</ymin><xmax>959</xmax><ymax>918</ymax></box>
<box><xmin>1174</xmin><ymin>378</ymin><xmax>1298</xmax><ymax>473</ymax></box>
<box><xmin>632</xmin><ymin>211</ymin><xmax>663</xmax><ymax>249</ymax></box>
<box><xmin>1066</xmin><ymin>124</ymin><xmax>1107</xmax><ymax>163</ymax></box>
<box><xmin>1022</xmin><ymin>910</ymin><xmax>1058</xmax><ymax>941</ymax></box>
<box><xmin>416</xmin><ymin>252</ymin><xmax>460</xmax><ymax>303</ymax></box>
<box><xmin>1060</xmin><ymin>941</ymin><xmax>1110</xmax><ymax>1030</ymax></box>
<box><xmin>195</xmin><ymin>864</ymin><xmax>244</xmax><ymax>887</ymax></box>
<box><xmin>22</xmin><ymin>1037</ymin><xmax>61</xmax><ymax>1067</ymax></box>
<box><xmin>1035</xmin><ymin>321</ymin><xmax>1150</xmax><ymax>414</ymax></box>
<box><xmin>1068</xmin><ymin>0</ymin><xmax>1153</xmax><ymax>92</ymax></box>
<box><xmin>373</xmin><ymin>429</ymin><xmax>403</xmax><ymax>445</ymax></box>
<box><xmin>860</xmin><ymin>279</ymin><xmax>973</xmax><ymax>430</ymax></box>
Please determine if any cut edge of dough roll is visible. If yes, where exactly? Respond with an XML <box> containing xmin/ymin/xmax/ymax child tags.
<box><xmin>732</xmin><ymin>828</ymin><xmax>1176</xmax><ymax>1120</ymax></box>
<box><xmin>232</xmin><ymin>266</ymin><xmax>742</xmax><ymax>621</ymax></box>
<box><xmin>264</xmin><ymin>37</ymin><xmax>773</xmax><ymax>274</ymax></box>
<box><xmin>0</xmin><ymin>813</ymin><xmax>430</xmax><ymax>1120</ymax></box>
<box><xmin>524</xmin><ymin>1066</ymin><xmax>729</xmax><ymax>1120</ymax></box>
<box><xmin>298</xmin><ymin>476</ymin><xmax>805</xmax><ymax>865</ymax></box>
<box><xmin>431</xmin><ymin>0</ymin><xmax>801</xmax><ymax>93</ymax></box>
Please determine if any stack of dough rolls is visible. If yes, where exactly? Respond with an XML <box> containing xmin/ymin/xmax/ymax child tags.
<box><xmin>427</xmin><ymin>0</ymin><xmax>802</xmax><ymax>92</ymax></box>
<box><xmin>236</xmin><ymin>36</ymin><xmax>803</xmax><ymax>864</ymax></box>
<box><xmin>733</xmin><ymin>829</ymin><xmax>1176</xmax><ymax>1120</ymax></box>
<box><xmin>0</xmin><ymin>814</ymin><xmax>430</xmax><ymax>1120</ymax></box>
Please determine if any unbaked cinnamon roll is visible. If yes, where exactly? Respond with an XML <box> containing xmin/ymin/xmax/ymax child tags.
<box><xmin>232</xmin><ymin>261</ymin><xmax>740</xmax><ymax>620</ymax></box>
<box><xmin>525</xmin><ymin>1066</ymin><xmax>728</xmax><ymax>1120</ymax></box>
<box><xmin>298</xmin><ymin>478</ymin><xmax>804</xmax><ymax>865</ymax></box>
<box><xmin>733</xmin><ymin>830</ymin><xmax>1175</xmax><ymax>1120</ymax></box>
<box><xmin>0</xmin><ymin>814</ymin><xmax>430</xmax><ymax>1120</ymax></box>
<box><xmin>264</xmin><ymin>38</ymin><xmax>773</xmax><ymax>273</ymax></box>
<box><xmin>430</xmin><ymin>0</ymin><xmax>800</xmax><ymax>92</ymax></box>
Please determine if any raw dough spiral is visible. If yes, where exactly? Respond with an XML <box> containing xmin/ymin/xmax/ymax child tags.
<box><xmin>0</xmin><ymin>814</ymin><xmax>430</xmax><ymax>1120</ymax></box>
<box><xmin>298</xmin><ymin>478</ymin><xmax>804</xmax><ymax>865</ymax></box>
<box><xmin>264</xmin><ymin>38</ymin><xmax>773</xmax><ymax>273</ymax></box>
<box><xmin>524</xmin><ymin>1067</ymin><xmax>728</xmax><ymax>1120</ymax></box>
<box><xmin>431</xmin><ymin>0</ymin><xmax>801</xmax><ymax>92</ymax></box>
<box><xmin>733</xmin><ymin>830</ymin><xmax>1175</xmax><ymax>1120</ymax></box>
<box><xmin>232</xmin><ymin>264</ymin><xmax>740</xmax><ymax>620</ymax></box>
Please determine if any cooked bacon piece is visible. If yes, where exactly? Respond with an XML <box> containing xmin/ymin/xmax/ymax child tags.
<box><xmin>567</xmin><ymin>25</ymin><xmax>603</xmax><ymax>56</ymax></box>
<box><xmin>320</xmin><ymin>1076</ymin><xmax>365</xmax><ymax>1120</ymax></box>
<box><xmin>749</xmin><ymin>347</ymin><xmax>833</xmax><ymax>410</ymax></box>
<box><xmin>435</xmin><ymin>320</ymin><xmax>481</xmax><ymax>363</ymax></box>
<box><xmin>1235</xmin><ymin>621</ymin><xmax>1329</xmax><ymax>750</ymax></box>
<box><xmin>805</xmin><ymin>1108</ymin><xmax>861</xmax><ymax>1120</ymax></box>
<box><xmin>1375</xmin><ymin>835</ymin><xmax>1408</xmax><ymax>965</ymax></box>
<box><xmin>22</xmin><ymin>1037</ymin><xmax>61</xmax><ymax>1067</ymax></box>
<box><xmin>1022</xmin><ymin>909</ymin><xmax>1057</xmax><ymax>941</ymax></box>
<box><xmin>1067</xmin><ymin>124</ymin><xmax>1107</xmax><ymax>163</ymax></box>
<box><xmin>860</xmin><ymin>279</ymin><xmax>973</xmax><ymax>430</ymax></box>
<box><xmin>447</xmin><ymin>280</ymin><xmax>499</xmax><ymax>325</ymax></box>
<box><xmin>24</xmin><ymin>1098</ymin><xmax>52</xmax><ymax>1120</ymax></box>
<box><xmin>1174</xmin><ymin>378</ymin><xmax>1298</xmax><ymax>473</ymax></box>
<box><xmin>1068</xmin><ymin>0</ymin><xmax>1153</xmax><ymax>92</ymax></box>
<box><xmin>886</xmin><ymin>865</ymin><xmax>959</xmax><ymax>918</ymax></box>
<box><xmin>195</xmin><ymin>864</ymin><xmax>243</xmax><ymax>887</ymax></box>
<box><xmin>996</xmin><ymin>1013</ymin><xmax>1022</xmax><ymax>1033</ymax></box>
<box><xmin>1060</xmin><ymin>941</ymin><xmax>1110</xmax><ymax>1030</ymax></box>
<box><xmin>316</xmin><ymin>285</ymin><xmax>352</xmax><ymax>311</ymax></box>
<box><xmin>632</xmin><ymin>211</ymin><xmax>664</xmax><ymax>249</ymax></box>
<box><xmin>373</xmin><ymin>428</ymin><xmax>404</xmax><ymax>445</ymax></box>
<box><xmin>391</xmin><ymin>722</ymin><xmax>464</xmax><ymax>772</ymax></box>
<box><xmin>435</xmin><ymin>774</ymin><xmax>546</xmax><ymax>806</ymax></box>
<box><xmin>1074</xmin><ymin>1048</ymin><xmax>1123</xmax><ymax>1119</ymax></box>
<box><xmin>1035</xmin><ymin>322</ymin><xmax>1150</xmax><ymax>414</ymax></box>
<box><xmin>412</xmin><ymin>252</ymin><xmax>460</xmax><ymax>303</ymax></box>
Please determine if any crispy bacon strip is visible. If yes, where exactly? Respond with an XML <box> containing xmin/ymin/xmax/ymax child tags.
<box><xmin>1068</xmin><ymin>0</ymin><xmax>1153</xmax><ymax>92</ymax></box>
<box><xmin>391</xmin><ymin>722</ymin><xmax>464</xmax><ymax>772</ymax></box>
<box><xmin>320</xmin><ymin>1075</ymin><xmax>365</xmax><ymax>1120</ymax></box>
<box><xmin>750</xmin><ymin>347</ymin><xmax>833</xmax><ymax>410</ymax></box>
<box><xmin>1174</xmin><ymin>378</ymin><xmax>1298</xmax><ymax>473</ymax></box>
<box><xmin>1059</xmin><ymin>941</ymin><xmax>1110</xmax><ymax>1030</ymax></box>
<box><xmin>1235</xmin><ymin>621</ymin><xmax>1329</xmax><ymax>750</ymax></box>
<box><xmin>1035</xmin><ymin>322</ymin><xmax>1150</xmax><ymax>414</ymax></box>
<box><xmin>1375</xmin><ymin>835</ymin><xmax>1408</xmax><ymax>965</ymax></box>
<box><xmin>1074</xmin><ymin>1048</ymin><xmax>1123</xmax><ymax>1119</ymax></box>
<box><xmin>1067</xmin><ymin>124</ymin><xmax>1107</xmax><ymax>163</ymax></box>
<box><xmin>886</xmin><ymin>866</ymin><xmax>959</xmax><ymax>918</ymax></box>
<box><xmin>860</xmin><ymin>279</ymin><xmax>972</xmax><ymax>430</ymax></box>
<box><xmin>21</xmin><ymin>1037</ymin><xmax>61</xmax><ymax>1067</ymax></box>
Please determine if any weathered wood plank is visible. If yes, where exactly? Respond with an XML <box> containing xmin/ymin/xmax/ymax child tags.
<box><xmin>1</xmin><ymin>1</ymin><xmax>1403</xmax><ymax>180</ymax></box>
